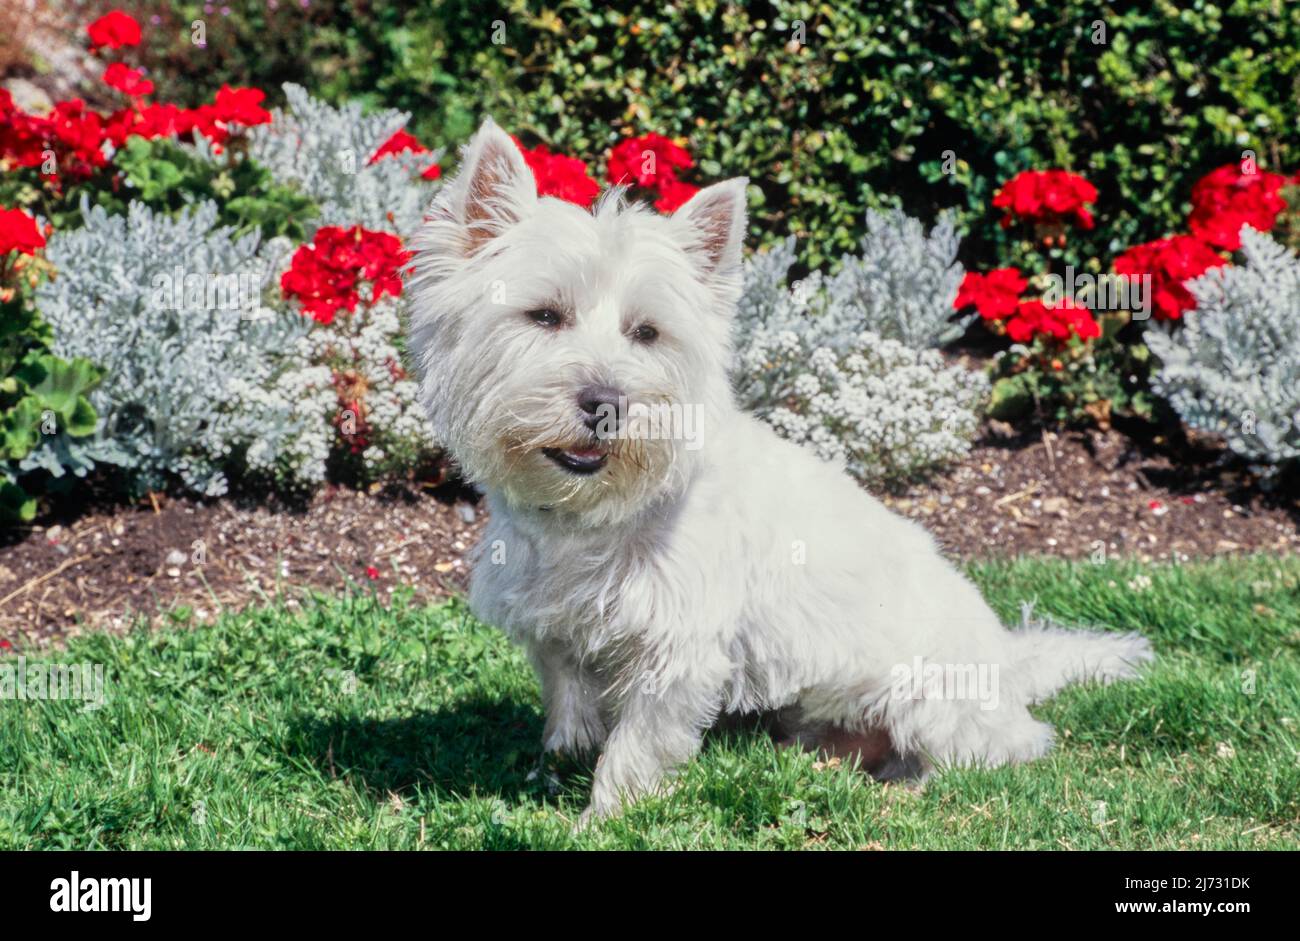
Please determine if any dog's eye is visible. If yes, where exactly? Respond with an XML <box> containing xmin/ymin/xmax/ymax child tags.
<box><xmin>527</xmin><ymin>308</ymin><xmax>563</xmax><ymax>328</ymax></box>
<box><xmin>631</xmin><ymin>323</ymin><xmax>659</xmax><ymax>344</ymax></box>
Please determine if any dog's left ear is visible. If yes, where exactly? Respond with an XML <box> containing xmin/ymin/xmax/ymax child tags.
<box><xmin>437</xmin><ymin>117</ymin><xmax>538</xmax><ymax>255</ymax></box>
<box><xmin>672</xmin><ymin>178</ymin><xmax>748</xmax><ymax>277</ymax></box>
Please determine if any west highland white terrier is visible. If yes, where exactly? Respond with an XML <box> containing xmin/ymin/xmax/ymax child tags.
<box><xmin>406</xmin><ymin>119</ymin><xmax>1154</xmax><ymax>823</ymax></box>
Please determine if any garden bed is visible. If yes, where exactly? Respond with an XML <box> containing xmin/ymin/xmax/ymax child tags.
<box><xmin>3</xmin><ymin>427</ymin><xmax>1296</xmax><ymax>647</ymax></box>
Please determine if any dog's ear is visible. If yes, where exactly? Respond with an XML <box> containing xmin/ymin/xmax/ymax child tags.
<box><xmin>672</xmin><ymin>178</ymin><xmax>748</xmax><ymax>276</ymax></box>
<box><xmin>441</xmin><ymin>117</ymin><xmax>537</xmax><ymax>254</ymax></box>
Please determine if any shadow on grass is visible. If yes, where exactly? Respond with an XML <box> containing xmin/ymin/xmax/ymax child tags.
<box><xmin>284</xmin><ymin>699</ymin><xmax>786</xmax><ymax>812</ymax></box>
<box><xmin>286</xmin><ymin>696</ymin><xmax>552</xmax><ymax>802</ymax></box>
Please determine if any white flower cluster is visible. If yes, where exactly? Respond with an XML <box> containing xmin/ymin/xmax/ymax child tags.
<box><xmin>246</xmin><ymin>83</ymin><xmax>441</xmax><ymax>237</ymax></box>
<box><xmin>756</xmin><ymin>331</ymin><xmax>987</xmax><ymax>484</ymax></box>
<box><xmin>735</xmin><ymin>228</ymin><xmax>987</xmax><ymax>485</ymax></box>
<box><xmin>37</xmin><ymin>198</ymin><xmax>301</xmax><ymax>495</ymax></box>
<box><xmin>284</xmin><ymin>299</ymin><xmax>439</xmax><ymax>482</ymax></box>
<box><xmin>1146</xmin><ymin>227</ymin><xmax>1300</xmax><ymax>471</ymax></box>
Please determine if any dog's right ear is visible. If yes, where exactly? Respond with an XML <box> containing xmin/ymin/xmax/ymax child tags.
<box><xmin>437</xmin><ymin>117</ymin><xmax>537</xmax><ymax>255</ymax></box>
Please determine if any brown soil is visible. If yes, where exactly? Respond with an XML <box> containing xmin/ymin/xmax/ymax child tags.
<box><xmin>883</xmin><ymin>424</ymin><xmax>1299</xmax><ymax>562</ymax></box>
<box><xmin>1</xmin><ymin>427</ymin><xmax>1296</xmax><ymax>646</ymax></box>
<box><xmin>0</xmin><ymin>483</ymin><xmax>482</xmax><ymax>648</ymax></box>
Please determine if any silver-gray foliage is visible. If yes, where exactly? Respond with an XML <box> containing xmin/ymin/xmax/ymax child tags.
<box><xmin>734</xmin><ymin>233</ymin><xmax>987</xmax><ymax>485</ymax></box>
<box><xmin>37</xmin><ymin>198</ymin><xmax>307</xmax><ymax>495</ymax></box>
<box><xmin>825</xmin><ymin>208</ymin><xmax>969</xmax><ymax>348</ymax></box>
<box><xmin>1146</xmin><ymin>227</ymin><xmax>1300</xmax><ymax>470</ymax></box>
<box><xmin>247</xmin><ymin>83</ymin><xmax>441</xmax><ymax>236</ymax></box>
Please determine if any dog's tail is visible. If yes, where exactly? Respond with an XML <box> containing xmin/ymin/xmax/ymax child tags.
<box><xmin>1009</xmin><ymin>605</ymin><xmax>1154</xmax><ymax>704</ymax></box>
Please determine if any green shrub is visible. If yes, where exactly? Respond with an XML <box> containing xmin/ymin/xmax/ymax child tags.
<box><xmin>147</xmin><ymin>0</ymin><xmax>1300</xmax><ymax>272</ymax></box>
<box><xmin>0</xmin><ymin>295</ymin><xmax>115</xmax><ymax>522</ymax></box>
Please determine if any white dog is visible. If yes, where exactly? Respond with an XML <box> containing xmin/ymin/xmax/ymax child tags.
<box><xmin>407</xmin><ymin>119</ymin><xmax>1153</xmax><ymax>822</ymax></box>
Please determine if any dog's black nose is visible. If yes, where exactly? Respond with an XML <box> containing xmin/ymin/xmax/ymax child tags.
<box><xmin>578</xmin><ymin>384</ymin><xmax>622</xmax><ymax>431</ymax></box>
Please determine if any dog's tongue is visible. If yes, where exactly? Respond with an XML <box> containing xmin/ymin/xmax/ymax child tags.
<box><xmin>566</xmin><ymin>447</ymin><xmax>604</xmax><ymax>460</ymax></box>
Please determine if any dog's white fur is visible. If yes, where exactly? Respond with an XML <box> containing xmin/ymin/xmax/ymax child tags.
<box><xmin>407</xmin><ymin>119</ymin><xmax>1153</xmax><ymax>822</ymax></box>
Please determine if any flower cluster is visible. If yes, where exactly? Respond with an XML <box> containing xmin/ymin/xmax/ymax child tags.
<box><xmin>759</xmin><ymin>333</ymin><xmax>988</xmax><ymax>484</ymax></box>
<box><xmin>1004</xmin><ymin>298</ymin><xmax>1100</xmax><ymax>343</ymax></box>
<box><xmin>513</xmin><ymin>138</ymin><xmax>600</xmax><ymax>206</ymax></box>
<box><xmin>0</xmin><ymin>206</ymin><xmax>45</xmax><ymax>256</ymax></box>
<box><xmin>1188</xmin><ymin>163</ymin><xmax>1290</xmax><ymax>251</ymax></box>
<box><xmin>955</xmin><ymin>268</ymin><xmax>1100</xmax><ymax>343</ymax></box>
<box><xmin>993</xmin><ymin>169</ymin><xmax>1097</xmax><ymax>233</ymax></box>
<box><xmin>1110</xmin><ymin>160</ymin><xmax>1295</xmax><ymax>321</ymax></box>
<box><xmin>280</xmin><ymin>225</ymin><xmax>411</xmax><ymax>324</ymax></box>
<box><xmin>607</xmin><ymin>133</ymin><xmax>699</xmax><ymax>211</ymax></box>
<box><xmin>1113</xmin><ymin>235</ymin><xmax>1227</xmax><ymax>321</ymax></box>
<box><xmin>954</xmin><ymin>268</ymin><xmax>1027</xmax><ymax>321</ymax></box>
<box><xmin>0</xmin><ymin>91</ymin><xmax>111</xmax><ymax>183</ymax></box>
<box><xmin>86</xmin><ymin>11</ymin><xmax>141</xmax><ymax>51</ymax></box>
<box><xmin>370</xmin><ymin>128</ymin><xmax>442</xmax><ymax>181</ymax></box>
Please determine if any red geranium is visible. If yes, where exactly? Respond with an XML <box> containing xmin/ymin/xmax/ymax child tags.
<box><xmin>1005</xmin><ymin>298</ymin><xmax>1100</xmax><ymax>344</ymax></box>
<box><xmin>1113</xmin><ymin>235</ymin><xmax>1227</xmax><ymax>321</ymax></box>
<box><xmin>653</xmin><ymin>176</ymin><xmax>700</xmax><ymax>212</ymax></box>
<box><xmin>0</xmin><ymin>97</ymin><xmax>110</xmax><ymax>183</ymax></box>
<box><xmin>0</xmin><ymin>207</ymin><xmax>45</xmax><ymax>256</ymax></box>
<box><xmin>370</xmin><ymin>128</ymin><xmax>443</xmax><ymax>180</ymax></box>
<box><xmin>513</xmin><ymin>139</ymin><xmax>600</xmax><ymax>207</ymax></box>
<box><xmin>1187</xmin><ymin>163</ymin><xmax>1289</xmax><ymax>251</ymax></box>
<box><xmin>993</xmin><ymin>169</ymin><xmax>1097</xmax><ymax>230</ymax></box>
<box><xmin>954</xmin><ymin>268</ymin><xmax>1028</xmax><ymax>320</ymax></box>
<box><xmin>281</xmin><ymin>225</ymin><xmax>411</xmax><ymax>324</ymax></box>
<box><xmin>102</xmin><ymin>62</ymin><xmax>154</xmax><ymax>98</ymax></box>
<box><xmin>87</xmin><ymin>11</ymin><xmax>141</xmax><ymax>51</ymax></box>
<box><xmin>607</xmin><ymin>133</ymin><xmax>694</xmax><ymax>188</ymax></box>
<box><xmin>371</xmin><ymin>129</ymin><xmax>426</xmax><ymax>162</ymax></box>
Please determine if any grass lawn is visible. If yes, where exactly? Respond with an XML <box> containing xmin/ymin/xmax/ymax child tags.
<box><xmin>2</xmin><ymin>556</ymin><xmax>1297</xmax><ymax>850</ymax></box>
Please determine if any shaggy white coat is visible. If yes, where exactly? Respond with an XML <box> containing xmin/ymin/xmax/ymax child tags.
<box><xmin>406</xmin><ymin>119</ymin><xmax>1153</xmax><ymax>822</ymax></box>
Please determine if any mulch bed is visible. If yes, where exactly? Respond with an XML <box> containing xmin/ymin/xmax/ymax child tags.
<box><xmin>1</xmin><ymin>427</ymin><xmax>1296</xmax><ymax>646</ymax></box>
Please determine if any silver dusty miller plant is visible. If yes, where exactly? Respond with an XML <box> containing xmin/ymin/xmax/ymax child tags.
<box><xmin>825</xmin><ymin>208</ymin><xmax>970</xmax><ymax>348</ymax></box>
<box><xmin>37</xmin><ymin>198</ymin><xmax>309</xmax><ymax>495</ymax></box>
<box><xmin>247</xmin><ymin>83</ymin><xmax>442</xmax><ymax>236</ymax></box>
<box><xmin>735</xmin><ymin>234</ymin><xmax>987</xmax><ymax>485</ymax></box>
<box><xmin>1146</xmin><ymin>227</ymin><xmax>1300</xmax><ymax>471</ymax></box>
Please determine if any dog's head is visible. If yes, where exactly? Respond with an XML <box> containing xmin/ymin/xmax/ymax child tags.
<box><xmin>407</xmin><ymin>118</ymin><xmax>747</xmax><ymax>522</ymax></box>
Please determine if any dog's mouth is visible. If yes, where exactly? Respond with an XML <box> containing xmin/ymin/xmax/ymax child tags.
<box><xmin>542</xmin><ymin>446</ymin><xmax>608</xmax><ymax>475</ymax></box>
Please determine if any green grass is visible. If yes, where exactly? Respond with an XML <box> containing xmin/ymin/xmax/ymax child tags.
<box><xmin>2</xmin><ymin>556</ymin><xmax>1298</xmax><ymax>849</ymax></box>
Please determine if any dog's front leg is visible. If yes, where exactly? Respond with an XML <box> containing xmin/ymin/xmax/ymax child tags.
<box><xmin>529</xmin><ymin>641</ymin><xmax>607</xmax><ymax>757</ymax></box>
<box><xmin>581</xmin><ymin>671</ymin><xmax>722</xmax><ymax>824</ymax></box>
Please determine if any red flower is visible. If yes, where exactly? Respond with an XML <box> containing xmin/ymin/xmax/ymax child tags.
<box><xmin>102</xmin><ymin>63</ymin><xmax>154</xmax><ymax>98</ymax></box>
<box><xmin>371</xmin><ymin>128</ymin><xmax>443</xmax><ymax>181</ymax></box>
<box><xmin>607</xmin><ymin>133</ymin><xmax>694</xmax><ymax>188</ymax></box>
<box><xmin>365</xmin><ymin>565</ymin><xmax>380</xmax><ymax>580</ymax></box>
<box><xmin>281</xmin><ymin>226</ymin><xmax>412</xmax><ymax>324</ymax></box>
<box><xmin>1114</xmin><ymin>235</ymin><xmax>1227</xmax><ymax>321</ymax></box>
<box><xmin>0</xmin><ymin>639</ymin><xmax>12</xmax><ymax>651</ymax></box>
<box><xmin>993</xmin><ymin>170</ymin><xmax>1097</xmax><ymax>230</ymax></box>
<box><xmin>513</xmin><ymin>139</ymin><xmax>600</xmax><ymax>207</ymax></box>
<box><xmin>211</xmin><ymin>85</ymin><xmax>272</xmax><ymax>128</ymax></box>
<box><xmin>653</xmin><ymin>177</ymin><xmax>699</xmax><ymax>213</ymax></box>
<box><xmin>87</xmin><ymin>11</ymin><xmax>142</xmax><ymax>51</ymax></box>
<box><xmin>1187</xmin><ymin>163</ymin><xmax>1289</xmax><ymax>251</ymax></box>
<box><xmin>954</xmin><ymin>268</ymin><xmax>1027</xmax><ymax>320</ymax></box>
<box><xmin>1004</xmin><ymin>298</ymin><xmax>1099</xmax><ymax>344</ymax></box>
<box><xmin>0</xmin><ymin>207</ymin><xmax>45</xmax><ymax>255</ymax></box>
<box><xmin>371</xmin><ymin>128</ymin><xmax>427</xmax><ymax>162</ymax></box>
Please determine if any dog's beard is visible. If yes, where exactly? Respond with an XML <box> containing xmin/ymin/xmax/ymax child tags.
<box><xmin>474</xmin><ymin>389</ymin><xmax>686</xmax><ymax>516</ymax></box>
